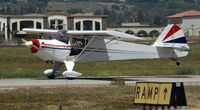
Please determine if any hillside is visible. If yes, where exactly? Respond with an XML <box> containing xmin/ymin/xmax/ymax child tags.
<box><xmin>46</xmin><ymin>2</ymin><xmax>135</xmax><ymax>25</ymax></box>
<box><xmin>47</xmin><ymin>2</ymin><xmax>134</xmax><ymax>13</ymax></box>
<box><xmin>1</xmin><ymin>0</ymin><xmax>200</xmax><ymax>26</ymax></box>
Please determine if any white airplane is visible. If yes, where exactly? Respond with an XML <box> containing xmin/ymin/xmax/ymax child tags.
<box><xmin>22</xmin><ymin>24</ymin><xmax>190</xmax><ymax>79</ymax></box>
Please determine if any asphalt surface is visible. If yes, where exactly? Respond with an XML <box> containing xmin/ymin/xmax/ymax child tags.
<box><xmin>0</xmin><ymin>75</ymin><xmax>200</xmax><ymax>90</ymax></box>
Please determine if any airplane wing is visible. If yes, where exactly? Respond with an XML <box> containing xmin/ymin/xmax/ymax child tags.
<box><xmin>67</xmin><ymin>30</ymin><xmax>144</xmax><ymax>40</ymax></box>
<box><xmin>22</xmin><ymin>28</ymin><xmax>58</xmax><ymax>34</ymax></box>
<box><xmin>22</xmin><ymin>28</ymin><xmax>143</xmax><ymax>40</ymax></box>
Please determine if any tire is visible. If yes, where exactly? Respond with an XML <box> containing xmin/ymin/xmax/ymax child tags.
<box><xmin>47</xmin><ymin>75</ymin><xmax>55</xmax><ymax>79</ymax></box>
<box><xmin>66</xmin><ymin>77</ymin><xmax>75</xmax><ymax>80</ymax></box>
<box><xmin>176</xmin><ymin>61</ymin><xmax>180</xmax><ymax>66</ymax></box>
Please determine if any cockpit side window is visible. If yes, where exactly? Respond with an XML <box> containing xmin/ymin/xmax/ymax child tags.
<box><xmin>72</xmin><ymin>38</ymin><xmax>88</xmax><ymax>47</ymax></box>
<box><xmin>69</xmin><ymin>38</ymin><xmax>88</xmax><ymax>56</ymax></box>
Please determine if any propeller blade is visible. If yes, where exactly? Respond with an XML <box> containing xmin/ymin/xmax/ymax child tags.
<box><xmin>31</xmin><ymin>44</ymin><xmax>40</xmax><ymax>51</ymax></box>
<box><xmin>22</xmin><ymin>38</ymin><xmax>40</xmax><ymax>51</ymax></box>
<box><xmin>21</xmin><ymin>38</ymin><xmax>28</xmax><ymax>44</ymax></box>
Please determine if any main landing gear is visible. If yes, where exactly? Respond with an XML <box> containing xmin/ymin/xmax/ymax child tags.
<box><xmin>171</xmin><ymin>58</ymin><xmax>181</xmax><ymax>66</ymax></box>
<box><xmin>176</xmin><ymin>61</ymin><xmax>180</xmax><ymax>66</ymax></box>
<box><xmin>47</xmin><ymin>74</ymin><xmax>55</xmax><ymax>79</ymax></box>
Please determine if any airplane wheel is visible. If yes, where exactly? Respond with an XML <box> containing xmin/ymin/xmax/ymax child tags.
<box><xmin>176</xmin><ymin>61</ymin><xmax>180</xmax><ymax>66</ymax></box>
<box><xmin>47</xmin><ymin>75</ymin><xmax>55</xmax><ymax>79</ymax></box>
<box><xmin>66</xmin><ymin>77</ymin><xmax>75</xmax><ymax>80</ymax></box>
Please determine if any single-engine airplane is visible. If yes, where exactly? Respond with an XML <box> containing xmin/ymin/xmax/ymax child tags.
<box><xmin>22</xmin><ymin>24</ymin><xmax>190</xmax><ymax>79</ymax></box>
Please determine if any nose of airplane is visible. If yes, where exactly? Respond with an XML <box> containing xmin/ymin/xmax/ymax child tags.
<box><xmin>21</xmin><ymin>39</ymin><xmax>40</xmax><ymax>53</ymax></box>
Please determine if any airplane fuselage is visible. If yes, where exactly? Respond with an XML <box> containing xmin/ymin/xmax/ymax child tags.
<box><xmin>29</xmin><ymin>39</ymin><xmax>71</xmax><ymax>62</ymax></box>
<box><xmin>22</xmin><ymin>24</ymin><xmax>190</xmax><ymax>79</ymax></box>
<box><xmin>28</xmin><ymin>39</ymin><xmax>189</xmax><ymax>63</ymax></box>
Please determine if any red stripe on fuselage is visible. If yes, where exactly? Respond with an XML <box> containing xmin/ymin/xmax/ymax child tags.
<box><xmin>41</xmin><ymin>42</ymin><xmax>75</xmax><ymax>47</ymax></box>
<box><xmin>162</xmin><ymin>24</ymin><xmax>181</xmax><ymax>42</ymax></box>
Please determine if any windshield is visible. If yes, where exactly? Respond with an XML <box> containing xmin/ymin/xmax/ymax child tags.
<box><xmin>53</xmin><ymin>30</ymin><xmax>68</xmax><ymax>43</ymax></box>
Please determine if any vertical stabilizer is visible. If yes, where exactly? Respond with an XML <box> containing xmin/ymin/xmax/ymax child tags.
<box><xmin>153</xmin><ymin>24</ymin><xmax>189</xmax><ymax>50</ymax></box>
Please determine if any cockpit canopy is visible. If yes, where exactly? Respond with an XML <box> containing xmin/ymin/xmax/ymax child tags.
<box><xmin>53</xmin><ymin>30</ymin><xmax>68</xmax><ymax>43</ymax></box>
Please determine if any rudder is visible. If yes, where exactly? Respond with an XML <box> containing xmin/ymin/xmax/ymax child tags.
<box><xmin>153</xmin><ymin>24</ymin><xmax>189</xmax><ymax>49</ymax></box>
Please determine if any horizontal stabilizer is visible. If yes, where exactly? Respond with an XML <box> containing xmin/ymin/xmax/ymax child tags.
<box><xmin>156</xmin><ymin>45</ymin><xmax>190</xmax><ymax>51</ymax></box>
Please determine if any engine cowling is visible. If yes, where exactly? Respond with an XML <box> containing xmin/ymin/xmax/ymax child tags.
<box><xmin>31</xmin><ymin>39</ymin><xmax>40</xmax><ymax>53</ymax></box>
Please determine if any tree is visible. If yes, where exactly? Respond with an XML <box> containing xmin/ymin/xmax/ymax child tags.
<box><xmin>153</xmin><ymin>15</ymin><xmax>162</xmax><ymax>26</ymax></box>
<box><xmin>94</xmin><ymin>9</ymin><xmax>102</xmax><ymax>15</ymax></box>
<box><xmin>111</xmin><ymin>4</ymin><xmax>120</xmax><ymax>10</ymax></box>
<box><xmin>67</xmin><ymin>8</ymin><xmax>83</xmax><ymax>14</ymax></box>
<box><xmin>103</xmin><ymin>8</ymin><xmax>110</xmax><ymax>15</ymax></box>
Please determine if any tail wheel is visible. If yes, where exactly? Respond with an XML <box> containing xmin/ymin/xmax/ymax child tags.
<box><xmin>66</xmin><ymin>77</ymin><xmax>75</xmax><ymax>80</ymax></box>
<box><xmin>176</xmin><ymin>61</ymin><xmax>180</xmax><ymax>66</ymax></box>
<box><xmin>47</xmin><ymin>75</ymin><xmax>55</xmax><ymax>79</ymax></box>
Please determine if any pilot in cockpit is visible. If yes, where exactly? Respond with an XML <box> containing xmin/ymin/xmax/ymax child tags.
<box><xmin>54</xmin><ymin>30</ymin><xmax>68</xmax><ymax>44</ymax></box>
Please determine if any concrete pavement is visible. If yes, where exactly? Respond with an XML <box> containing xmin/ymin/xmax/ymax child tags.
<box><xmin>0</xmin><ymin>75</ymin><xmax>200</xmax><ymax>89</ymax></box>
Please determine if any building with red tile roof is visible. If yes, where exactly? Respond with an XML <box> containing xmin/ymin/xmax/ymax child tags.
<box><xmin>167</xmin><ymin>10</ymin><xmax>200</xmax><ymax>37</ymax></box>
<box><xmin>167</xmin><ymin>10</ymin><xmax>200</xmax><ymax>19</ymax></box>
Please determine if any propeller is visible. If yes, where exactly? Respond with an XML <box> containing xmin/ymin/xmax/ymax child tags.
<box><xmin>21</xmin><ymin>39</ymin><xmax>40</xmax><ymax>51</ymax></box>
<box><xmin>21</xmin><ymin>38</ymin><xmax>28</xmax><ymax>44</ymax></box>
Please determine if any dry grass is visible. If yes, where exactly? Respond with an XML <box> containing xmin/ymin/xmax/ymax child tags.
<box><xmin>0</xmin><ymin>41</ymin><xmax>17</xmax><ymax>45</ymax></box>
<box><xmin>185</xmin><ymin>86</ymin><xmax>200</xmax><ymax>109</ymax></box>
<box><xmin>0</xmin><ymin>86</ymin><xmax>199</xmax><ymax>110</ymax></box>
<box><xmin>0</xmin><ymin>86</ymin><xmax>137</xmax><ymax>110</ymax></box>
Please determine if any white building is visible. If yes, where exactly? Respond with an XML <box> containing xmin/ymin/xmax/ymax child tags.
<box><xmin>167</xmin><ymin>10</ymin><xmax>200</xmax><ymax>37</ymax></box>
<box><xmin>0</xmin><ymin>12</ymin><xmax>107</xmax><ymax>42</ymax></box>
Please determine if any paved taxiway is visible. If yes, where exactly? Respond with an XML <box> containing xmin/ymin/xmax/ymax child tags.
<box><xmin>0</xmin><ymin>75</ymin><xmax>200</xmax><ymax>89</ymax></box>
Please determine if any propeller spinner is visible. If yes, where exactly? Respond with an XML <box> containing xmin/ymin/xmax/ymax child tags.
<box><xmin>22</xmin><ymin>39</ymin><xmax>40</xmax><ymax>52</ymax></box>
